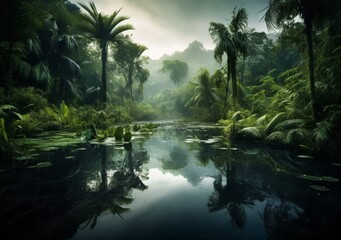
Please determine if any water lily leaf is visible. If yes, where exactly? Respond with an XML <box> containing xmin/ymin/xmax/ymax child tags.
<box><xmin>74</xmin><ymin>147</ymin><xmax>87</xmax><ymax>151</ymax></box>
<box><xmin>27</xmin><ymin>162</ymin><xmax>53</xmax><ymax>168</ymax></box>
<box><xmin>297</xmin><ymin>174</ymin><xmax>322</xmax><ymax>181</ymax></box>
<box><xmin>310</xmin><ymin>185</ymin><xmax>330</xmax><ymax>192</ymax></box>
<box><xmin>65</xmin><ymin>156</ymin><xmax>75</xmax><ymax>160</ymax></box>
<box><xmin>297</xmin><ymin>155</ymin><xmax>314</xmax><ymax>159</ymax></box>
<box><xmin>321</xmin><ymin>176</ymin><xmax>339</xmax><ymax>182</ymax></box>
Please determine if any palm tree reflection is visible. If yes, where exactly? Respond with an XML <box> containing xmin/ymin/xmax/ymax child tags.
<box><xmin>79</xmin><ymin>143</ymin><xmax>149</xmax><ymax>229</ymax></box>
<box><xmin>208</xmin><ymin>148</ymin><xmax>264</xmax><ymax>229</ymax></box>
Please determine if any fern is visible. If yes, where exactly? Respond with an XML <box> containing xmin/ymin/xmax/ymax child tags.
<box><xmin>255</xmin><ymin>114</ymin><xmax>267</xmax><ymax>126</ymax></box>
<box><xmin>266</xmin><ymin>131</ymin><xmax>287</xmax><ymax>145</ymax></box>
<box><xmin>313</xmin><ymin>121</ymin><xmax>335</xmax><ymax>150</ymax></box>
<box><xmin>274</xmin><ymin>119</ymin><xmax>305</xmax><ymax>131</ymax></box>
<box><xmin>286</xmin><ymin>128</ymin><xmax>308</xmax><ymax>146</ymax></box>
<box><xmin>238</xmin><ymin>127</ymin><xmax>262</xmax><ymax>140</ymax></box>
<box><xmin>264</xmin><ymin>112</ymin><xmax>286</xmax><ymax>134</ymax></box>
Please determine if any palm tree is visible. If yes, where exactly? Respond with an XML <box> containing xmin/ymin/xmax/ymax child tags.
<box><xmin>262</xmin><ymin>0</ymin><xmax>325</xmax><ymax>121</ymax></box>
<box><xmin>0</xmin><ymin>0</ymin><xmax>38</xmax><ymax>102</ymax></box>
<box><xmin>209</xmin><ymin>8</ymin><xmax>248</xmax><ymax>109</ymax></box>
<box><xmin>187</xmin><ymin>68</ymin><xmax>218</xmax><ymax>116</ymax></box>
<box><xmin>78</xmin><ymin>1</ymin><xmax>133</xmax><ymax>104</ymax></box>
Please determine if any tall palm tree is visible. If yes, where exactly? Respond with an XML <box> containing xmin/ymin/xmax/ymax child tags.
<box><xmin>263</xmin><ymin>0</ymin><xmax>325</xmax><ymax>121</ymax></box>
<box><xmin>209</xmin><ymin>8</ymin><xmax>248</xmax><ymax>109</ymax></box>
<box><xmin>78</xmin><ymin>1</ymin><xmax>133</xmax><ymax>104</ymax></box>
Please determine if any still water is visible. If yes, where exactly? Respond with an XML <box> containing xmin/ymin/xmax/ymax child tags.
<box><xmin>1</xmin><ymin>122</ymin><xmax>341</xmax><ymax>240</ymax></box>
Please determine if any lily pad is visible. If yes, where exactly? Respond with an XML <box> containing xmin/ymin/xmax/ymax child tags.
<box><xmin>321</xmin><ymin>176</ymin><xmax>339</xmax><ymax>182</ymax></box>
<box><xmin>297</xmin><ymin>174</ymin><xmax>322</xmax><ymax>181</ymax></box>
<box><xmin>65</xmin><ymin>156</ymin><xmax>75</xmax><ymax>160</ymax></box>
<box><xmin>310</xmin><ymin>185</ymin><xmax>330</xmax><ymax>192</ymax></box>
<box><xmin>331</xmin><ymin>163</ymin><xmax>341</xmax><ymax>167</ymax></box>
<box><xmin>27</xmin><ymin>162</ymin><xmax>53</xmax><ymax>168</ymax></box>
<box><xmin>74</xmin><ymin>147</ymin><xmax>87</xmax><ymax>151</ymax></box>
<box><xmin>297</xmin><ymin>155</ymin><xmax>314</xmax><ymax>159</ymax></box>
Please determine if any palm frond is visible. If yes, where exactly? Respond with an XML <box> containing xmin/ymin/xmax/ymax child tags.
<box><xmin>78</xmin><ymin>1</ymin><xmax>98</xmax><ymax>22</ymax></box>
<box><xmin>60</xmin><ymin>55</ymin><xmax>81</xmax><ymax>78</ymax></box>
<box><xmin>65</xmin><ymin>80</ymin><xmax>83</xmax><ymax>100</ymax></box>
<box><xmin>109</xmin><ymin>25</ymin><xmax>134</xmax><ymax>42</ymax></box>
<box><xmin>32</xmin><ymin>61</ymin><xmax>52</xmax><ymax>86</ymax></box>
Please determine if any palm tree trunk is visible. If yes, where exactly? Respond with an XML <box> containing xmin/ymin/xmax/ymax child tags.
<box><xmin>224</xmin><ymin>57</ymin><xmax>230</xmax><ymax>110</ymax></box>
<box><xmin>231</xmin><ymin>56</ymin><xmax>238</xmax><ymax>109</ymax></box>
<box><xmin>305</xmin><ymin>18</ymin><xmax>318</xmax><ymax>121</ymax></box>
<box><xmin>101</xmin><ymin>47</ymin><xmax>108</xmax><ymax>104</ymax></box>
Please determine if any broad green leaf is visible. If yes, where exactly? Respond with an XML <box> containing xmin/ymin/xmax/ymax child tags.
<box><xmin>331</xmin><ymin>163</ymin><xmax>341</xmax><ymax>167</ymax></box>
<box><xmin>13</xmin><ymin>112</ymin><xmax>23</xmax><ymax>120</ymax></box>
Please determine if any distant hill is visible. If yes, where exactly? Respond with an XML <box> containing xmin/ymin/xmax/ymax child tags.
<box><xmin>144</xmin><ymin>41</ymin><xmax>220</xmax><ymax>97</ymax></box>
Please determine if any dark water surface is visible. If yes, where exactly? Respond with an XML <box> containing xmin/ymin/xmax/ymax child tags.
<box><xmin>1</xmin><ymin>122</ymin><xmax>341</xmax><ymax>240</ymax></box>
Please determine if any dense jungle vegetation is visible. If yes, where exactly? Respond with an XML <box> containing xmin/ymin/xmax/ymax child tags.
<box><xmin>1</xmin><ymin>0</ymin><xmax>341</xmax><ymax>163</ymax></box>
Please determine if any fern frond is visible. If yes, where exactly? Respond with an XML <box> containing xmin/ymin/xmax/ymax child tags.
<box><xmin>264</xmin><ymin>112</ymin><xmax>286</xmax><ymax>134</ymax></box>
<box><xmin>238</xmin><ymin>127</ymin><xmax>262</xmax><ymax>140</ymax></box>
<box><xmin>274</xmin><ymin>119</ymin><xmax>305</xmax><ymax>131</ymax></box>
<box><xmin>313</xmin><ymin>121</ymin><xmax>335</xmax><ymax>150</ymax></box>
<box><xmin>266</xmin><ymin>131</ymin><xmax>287</xmax><ymax>145</ymax></box>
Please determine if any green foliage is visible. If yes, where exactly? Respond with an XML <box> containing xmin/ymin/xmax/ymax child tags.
<box><xmin>264</xmin><ymin>113</ymin><xmax>286</xmax><ymax>134</ymax></box>
<box><xmin>114</xmin><ymin>126</ymin><xmax>124</xmax><ymax>140</ymax></box>
<box><xmin>0</xmin><ymin>118</ymin><xmax>8</xmax><ymax>143</ymax></box>
<box><xmin>78</xmin><ymin>1</ymin><xmax>133</xmax><ymax>103</ymax></box>
<box><xmin>128</xmin><ymin>103</ymin><xmax>159</xmax><ymax>121</ymax></box>
<box><xmin>161</xmin><ymin>59</ymin><xmax>188</xmax><ymax>86</ymax></box>
<box><xmin>123</xmin><ymin>131</ymin><xmax>132</xmax><ymax>141</ymax></box>
<box><xmin>237</xmin><ymin>127</ymin><xmax>263</xmax><ymax>140</ymax></box>
<box><xmin>11</xmin><ymin>87</ymin><xmax>48</xmax><ymax>113</ymax></box>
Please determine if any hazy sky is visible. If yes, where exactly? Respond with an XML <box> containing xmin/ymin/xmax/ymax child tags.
<box><xmin>71</xmin><ymin>0</ymin><xmax>269</xmax><ymax>59</ymax></box>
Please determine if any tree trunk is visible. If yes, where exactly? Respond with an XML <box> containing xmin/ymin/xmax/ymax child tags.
<box><xmin>305</xmin><ymin>17</ymin><xmax>318</xmax><ymax>121</ymax></box>
<box><xmin>231</xmin><ymin>55</ymin><xmax>238</xmax><ymax>109</ymax></box>
<box><xmin>101</xmin><ymin>46</ymin><xmax>108</xmax><ymax>104</ymax></box>
<box><xmin>224</xmin><ymin>56</ymin><xmax>230</xmax><ymax>110</ymax></box>
<box><xmin>128</xmin><ymin>64</ymin><xmax>134</xmax><ymax>101</ymax></box>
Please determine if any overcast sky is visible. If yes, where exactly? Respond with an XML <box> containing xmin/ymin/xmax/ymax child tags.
<box><xmin>70</xmin><ymin>0</ymin><xmax>269</xmax><ymax>59</ymax></box>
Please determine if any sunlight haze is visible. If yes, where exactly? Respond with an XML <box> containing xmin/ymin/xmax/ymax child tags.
<box><xmin>71</xmin><ymin>0</ymin><xmax>268</xmax><ymax>59</ymax></box>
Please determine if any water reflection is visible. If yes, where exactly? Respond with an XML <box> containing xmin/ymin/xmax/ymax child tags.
<box><xmin>1</xmin><ymin>124</ymin><xmax>341</xmax><ymax>240</ymax></box>
<box><xmin>0</xmin><ymin>140</ymin><xmax>149</xmax><ymax>240</ymax></box>
<box><xmin>208</xmin><ymin>148</ymin><xmax>265</xmax><ymax>229</ymax></box>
